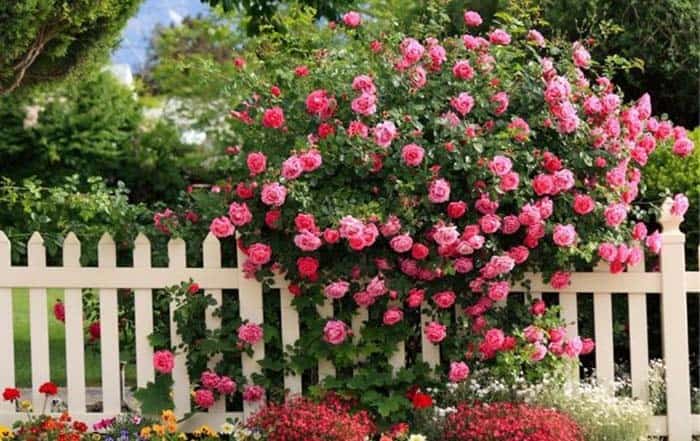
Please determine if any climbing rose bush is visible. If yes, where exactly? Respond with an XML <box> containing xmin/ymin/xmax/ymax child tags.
<box><xmin>155</xmin><ymin>5</ymin><xmax>693</xmax><ymax>421</ymax></box>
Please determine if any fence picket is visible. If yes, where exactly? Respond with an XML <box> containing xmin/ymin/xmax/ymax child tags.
<box><xmin>98</xmin><ymin>233</ymin><xmax>121</xmax><ymax>414</ymax></box>
<box><xmin>421</xmin><ymin>310</ymin><xmax>440</xmax><ymax>368</ymax></box>
<box><xmin>593</xmin><ymin>262</ymin><xmax>615</xmax><ymax>389</ymax></box>
<box><xmin>202</xmin><ymin>233</ymin><xmax>225</xmax><ymax>412</ymax></box>
<box><xmin>277</xmin><ymin>276</ymin><xmax>302</xmax><ymax>396</ymax></box>
<box><xmin>63</xmin><ymin>233</ymin><xmax>86</xmax><ymax>413</ymax></box>
<box><xmin>168</xmin><ymin>238</ymin><xmax>191</xmax><ymax>417</ymax></box>
<box><xmin>0</xmin><ymin>232</ymin><xmax>15</xmax><ymax>413</ymax></box>
<box><xmin>559</xmin><ymin>290</ymin><xmax>578</xmax><ymax>382</ymax></box>
<box><xmin>28</xmin><ymin>232</ymin><xmax>50</xmax><ymax>412</ymax></box>
<box><xmin>627</xmin><ymin>255</ymin><xmax>649</xmax><ymax>401</ymax></box>
<box><xmin>316</xmin><ymin>298</ymin><xmax>336</xmax><ymax>380</ymax></box>
<box><xmin>352</xmin><ymin>308</ymin><xmax>368</xmax><ymax>370</ymax></box>
<box><xmin>133</xmin><ymin>234</ymin><xmax>155</xmax><ymax>389</ymax></box>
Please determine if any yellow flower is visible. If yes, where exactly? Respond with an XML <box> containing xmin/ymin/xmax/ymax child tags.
<box><xmin>19</xmin><ymin>400</ymin><xmax>32</xmax><ymax>412</ymax></box>
<box><xmin>0</xmin><ymin>425</ymin><xmax>12</xmax><ymax>440</ymax></box>
<box><xmin>166</xmin><ymin>422</ymin><xmax>178</xmax><ymax>433</ymax></box>
<box><xmin>162</xmin><ymin>410</ymin><xmax>176</xmax><ymax>423</ymax></box>
<box><xmin>140</xmin><ymin>427</ymin><xmax>152</xmax><ymax>440</ymax></box>
<box><xmin>197</xmin><ymin>426</ymin><xmax>217</xmax><ymax>437</ymax></box>
<box><xmin>152</xmin><ymin>424</ymin><xmax>165</xmax><ymax>436</ymax></box>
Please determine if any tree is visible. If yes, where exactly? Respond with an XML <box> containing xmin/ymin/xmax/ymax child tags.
<box><xmin>0</xmin><ymin>0</ymin><xmax>141</xmax><ymax>95</ymax></box>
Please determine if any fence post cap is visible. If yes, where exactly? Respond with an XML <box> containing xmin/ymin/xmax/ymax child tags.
<box><xmin>134</xmin><ymin>232</ymin><xmax>150</xmax><ymax>245</ymax></box>
<box><xmin>0</xmin><ymin>230</ymin><xmax>9</xmax><ymax>244</ymax></box>
<box><xmin>98</xmin><ymin>232</ymin><xmax>115</xmax><ymax>245</ymax></box>
<box><xmin>659</xmin><ymin>197</ymin><xmax>683</xmax><ymax>233</ymax></box>
<box><xmin>28</xmin><ymin>231</ymin><xmax>44</xmax><ymax>245</ymax></box>
<box><xmin>63</xmin><ymin>232</ymin><xmax>80</xmax><ymax>246</ymax></box>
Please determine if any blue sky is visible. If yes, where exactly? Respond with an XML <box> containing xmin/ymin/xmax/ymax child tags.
<box><xmin>111</xmin><ymin>0</ymin><xmax>211</xmax><ymax>72</ymax></box>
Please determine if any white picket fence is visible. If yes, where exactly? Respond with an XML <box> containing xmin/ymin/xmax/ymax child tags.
<box><xmin>0</xmin><ymin>199</ymin><xmax>698</xmax><ymax>439</ymax></box>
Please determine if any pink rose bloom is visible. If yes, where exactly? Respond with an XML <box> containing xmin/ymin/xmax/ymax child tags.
<box><xmin>463</xmin><ymin>10</ymin><xmax>482</xmax><ymax>26</ymax></box>
<box><xmin>549</xmin><ymin>327</ymin><xmax>566</xmax><ymax>344</ymax></box>
<box><xmin>324</xmin><ymin>281</ymin><xmax>350</xmax><ymax>300</ymax></box>
<box><xmin>433</xmin><ymin>290</ymin><xmax>456</xmax><ymax>309</ymax></box>
<box><xmin>573</xmin><ymin>194</ymin><xmax>595</xmax><ymax>215</ymax></box>
<box><xmin>351</xmin><ymin>92</ymin><xmax>377</xmax><ymax>116</ymax></box>
<box><xmin>425</xmin><ymin>321</ymin><xmax>447</xmax><ymax>344</ymax></box>
<box><xmin>242</xmin><ymin>385</ymin><xmax>265</xmax><ymax>403</ymax></box>
<box><xmin>632</xmin><ymin>222</ymin><xmax>648</xmax><ymax>240</ymax></box>
<box><xmin>200</xmin><ymin>371</ymin><xmax>221</xmax><ymax>390</ymax></box>
<box><xmin>323</xmin><ymin>320</ymin><xmax>348</xmax><ymax>345</ymax></box>
<box><xmin>531</xmin><ymin>343</ymin><xmax>548</xmax><ymax>361</ymax></box>
<box><xmin>383</xmin><ymin>307</ymin><xmax>404</xmax><ymax>326</ymax></box>
<box><xmin>450</xmin><ymin>92</ymin><xmax>475</xmax><ymax>116</ymax></box>
<box><xmin>553</xmin><ymin>169</ymin><xmax>574</xmax><ymax>192</ymax></box>
<box><xmin>428</xmin><ymin>178</ymin><xmax>451</xmax><ymax>203</ymax></box>
<box><xmin>502</xmin><ymin>216</ymin><xmax>521</xmax><ymax>234</ymax></box>
<box><xmin>348</xmin><ymin>120</ymin><xmax>369</xmax><ymax>138</ymax></box>
<box><xmin>447</xmin><ymin>201</ymin><xmax>467</xmax><ymax>219</ymax></box>
<box><xmin>238</xmin><ymin>323</ymin><xmax>264</xmax><ymax>345</ymax></box>
<box><xmin>454</xmin><ymin>257</ymin><xmax>473</xmax><ymax>273</ymax></box>
<box><xmin>433</xmin><ymin>225</ymin><xmax>459</xmax><ymax>246</ymax></box>
<box><xmin>487</xmin><ymin>281</ymin><xmax>509</xmax><ymax>302</ymax></box>
<box><xmin>488</xmin><ymin>155</ymin><xmax>512</xmax><ymax>176</ymax></box>
<box><xmin>550</xmin><ymin>271</ymin><xmax>571</xmax><ymax>289</ymax></box>
<box><xmin>671</xmin><ymin>194</ymin><xmax>689</xmax><ymax>217</ymax></box>
<box><xmin>452</xmin><ymin>60</ymin><xmax>475</xmax><ymax>80</ymax></box>
<box><xmin>524</xmin><ymin>325</ymin><xmax>544</xmax><ymax>343</ymax></box>
<box><xmin>305</xmin><ymin>89</ymin><xmax>330</xmax><ymax>115</ymax></box>
<box><xmin>532</xmin><ymin>174</ymin><xmax>554</xmax><ymax>196</ymax></box>
<box><xmin>645</xmin><ymin>230</ymin><xmax>662</xmax><ymax>254</ymax></box>
<box><xmin>281</xmin><ymin>156</ymin><xmax>304</xmax><ymax>180</ymax></box>
<box><xmin>673</xmin><ymin>137</ymin><xmax>694</xmax><ymax>157</ymax></box>
<box><xmin>294</xmin><ymin>231</ymin><xmax>322</xmax><ymax>251</ymax></box>
<box><xmin>508</xmin><ymin>245</ymin><xmax>529</xmax><ymax>264</ymax></box>
<box><xmin>572</xmin><ymin>43</ymin><xmax>591</xmax><ymax>68</ymax></box>
<box><xmin>490</xmin><ymin>92</ymin><xmax>509</xmax><ymax>115</ymax></box>
<box><xmin>508</xmin><ymin>117</ymin><xmax>530</xmax><ymax>142</ymax></box>
<box><xmin>379</xmin><ymin>215</ymin><xmax>402</xmax><ymax>238</ymax></box>
<box><xmin>401</xmin><ymin>143</ymin><xmax>425</xmax><ymax>166</ymax></box>
<box><xmin>553</xmin><ymin>224</ymin><xmax>576</xmax><ymax>247</ymax></box>
<box><xmin>352</xmin><ymin>75</ymin><xmax>375</xmax><ymax>94</ymax></box>
<box><xmin>409</xmin><ymin>65</ymin><xmax>427</xmax><ymax>89</ymax></box>
<box><xmin>261</xmin><ymin>182</ymin><xmax>287</xmax><ymax>207</ymax></box>
<box><xmin>527</xmin><ymin>29</ymin><xmax>545</xmax><ymax>46</ymax></box>
<box><xmin>374</xmin><ymin>121</ymin><xmax>397</xmax><ymax>148</ymax></box>
<box><xmin>354</xmin><ymin>291</ymin><xmax>375</xmax><ymax>307</ymax></box>
<box><xmin>530</xmin><ymin>299</ymin><xmax>546</xmax><ymax>316</ymax></box>
<box><xmin>261</xmin><ymin>106</ymin><xmax>285</xmax><ymax>128</ymax></box>
<box><xmin>406</xmin><ymin>288</ymin><xmax>425</xmax><ymax>308</ymax></box>
<box><xmin>400</xmin><ymin>38</ymin><xmax>425</xmax><ymax>64</ymax></box>
<box><xmin>448</xmin><ymin>361</ymin><xmax>470</xmax><ymax>383</ymax></box>
<box><xmin>428</xmin><ymin>44</ymin><xmax>447</xmax><ymax>67</ymax></box>
<box><xmin>479</xmin><ymin>214</ymin><xmax>501</xmax><ymax>234</ymax></box>
<box><xmin>483</xmin><ymin>328</ymin><xmax>505</xmax><ymax>352</ymax></box>
<box><xmin>489</xmin><ymin>29</ymin><xmax>511</xmax><ymax>45</ymax></box>
<box><xmin>299</xmin><ymin>149</ymin><xmax>322</xmax><ymax>171</ymax></box>
<box><xmin>153</xmin><ymin>350</ymin><xmax>175</xmax><ymax>374</ymax></box>
<box><xmin>604</xmin><ymin>203</ymin><xmax>628</xmax><ymax>227</ymax></box>
<box><xmin>564</xmin><ymin>336</ymin><xmax>584</xmax><ymax>358</ymax></box>
<box><xmin>247</xmin><ymin>243</ymin><xmax>272</xmax><ymax>265</ymax></box>
<box><xmin>195</xmin><ymin>389</ymin><xmax>215</xmax><ymax>409</ymax></box>
<box><xmin>340</xmin><ymin>215</ymin><xmax>365</xmax><ymax>239</ymax></box>
<box><xmin>217</xmin><ymin>376</ymin><xmax>236</xmax><ymax>395</ymax></box>
<box><xmin>598</xmin><ymin>243</ymin><xmax>618</xmax><ymax>262</ymax></box>
<box><xmin>210</xmin><ymin>216</ymin><xmax>235</xmax><ymax>238</ymax></box>
<box><xmin>390</xmin><ymin>234</ymin><xmax>414</xmax><ymax>253</ymax></box>
<box><xmin>246</xmin><ymin>152</ymin><xmax>267</xmax><ymax>176</ymax></box>
<box><xmin>342</xmin><ymin>11</ymin><xmax>362</xmax><ymax>28</ymax></box>
<box><xmin>581</xmin><ymin>338</ymin><xmax>596</xmax><ymax>355</ymax></box>
<box><xmin>229</xmin><ymin>202</ymin><xmax>253</xmax><ymax>226</ymax></box>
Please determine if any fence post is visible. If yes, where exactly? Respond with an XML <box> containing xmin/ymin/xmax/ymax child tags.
<box><xmin>168</xmin><ymin>237</ymin><xmax>191</xmax><ymax>418</ymax></box>
<box><xmin>658</xmin><ymin>198</ymin><xmax>692</xmax><ymax>441</ymax></box>
<box><xmin>0</xmin><ymin>232</ymin><xmax>15</xmax><ymax>414</ymax></box>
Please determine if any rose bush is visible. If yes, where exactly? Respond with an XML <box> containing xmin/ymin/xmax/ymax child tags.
<box><xmin>149</xmin><ymin>3</ymin><xmax>693</xmax><ymax>423</ymax></box>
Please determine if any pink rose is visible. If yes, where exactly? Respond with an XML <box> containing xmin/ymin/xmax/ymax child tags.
<box><xmin>532</xmin><ymin>174</ymin><xmax>555</xmax><ymax>196</ymax></box>
<box><xmin>354</xmin><ymin>291</ymin><xmax>375</xmax><ymax>307</ymax></box>
<box><xmin>195</xmin><ymin>389</ymin><xmax>215</xmax><ymax>409</ymax></box>
<box><xmin>581</xmin><ymin>338</ymin><xmax>596</xmax><ymax>355</ymax></box>
<box><xmin>217</xmin><ymin>376</ymin><xmax>236</xmax><ymax>395</ymax></box>
<box><xmin>502</xmin><ymin>216</ymin><xmax>521</xmax><ymax>234</ymax></box>
<box><xmin>432</xmin><ymin>290</ymin><xmax>456</xmax><ymax>309</ymax></box>
<box><xmin>490</xmin><ymin>92</ymin><xmax>509</xmax><ymax>115</ymax></box>
<box><xmin>281</xmin><ymin>156</ymin><xmax>304</xmax><ymax>180</ymax></box>
<box><xmin>428</xmin><ymin>178</ymin><xmax>451</xmax><ymax>203</ymax></box>
<box><xmin>598</xmin><ymin>243</ymin><xmax>618</xmax><ymax>262</ymax></box>
<box><xmin>352</xmin><ymin>75</ymin><xmax>375</xmax><ymax>94</ymax></box>
<box><xmin>348</xmin><ymin>120</ymin><xmax>369</xmax><ymax>137</ymax></box>
<box><xmin>573</xmin><ymin>194</ymin><xmax>595</xmax><ymax>215</ymax></box>
<box><xmin>153</xmin><ymin>350</ymin><xmax>175</xmax><ymax>374</ymax></box>
<box><xmin>242</xmin><ymin>385</ymin><xmax>265</xmax><ymax>403</ymax></box>
<box><xmin>452</xmin><ymin>60</ymin><xmax>475</xmax><ymax>80</ymax></box>
<box><xmin>487</xmin><ymin>281</ymin><xmax>509</xmax><ymax>302</ymax></box>
<box><xmin>299</xmin><ymin>149</ymin><xmax>322</xmax><ymax>171</ymax></box>
<box><xmin>479</xmin><ymin>214</ymin><xmax>501</xmax><ymax>234</ymax></box>
<box><xmin>483</xmin><ymin>328</ymin><xmax>505</xmax><ymax>352</ymax></box>
<box><xmin>323</xmin><ymin>320</ymin><xmax>348</xmax><ymax>345</ymax></box>
<box><xmin>508</xmin><ymin>245</ymin><xmax>529</xmax><ymax>264</ymax></box>
<box><xmin>342</xmin><ymin>11</ymin><xmax>362</xmax><ymax>27</ymax></box>
<box><xmin>645</xmin><ymin>230</ymin><xmax>662</xmax><ymax>254</ymax></box>
<box><xmin>261</xmin><ymin>182</ymin><xmax>287</xmax><ymax>207</ymax></box>
<box><xmin>229</xmin><ymin>202</ymin><xmax>253</xmax><ymax>226</ymax></box>
<box><xmin>530</xmin><ymin>299</ymin><xmax>546</xmax><ymax>316</ymax></box>
<box><xmin>572</xmin><ymin>43</ymin><xmax>591</xmax><ymax>68</ymax></box>
<box><xmin>450</xmin><ymin>92</ymin><xmax>475</xmax><ymax>116</ymax></box>
<box><xmin>632</xmin><ymin>222</ymin><xmax>648</xmax><ymax>240</ymax></box>
<box><xmin>448</xmin><ymin>361</ymin><xmax>470</xmax><ymax>383</ymax></box>
<box><xmin>425</xmin><ymin>321</ymin><xmax>447</xmax><ymax>344</ymax></box>
<box><xmin>247</xmin><ymin>243</ymin><xmax>272</xmax><ymax>265</ymax></box>
<box><xmin>433</xmin><ymin>225</ymin><xmax>459</xmax><ymax>246</ymax></box>
<box><xmin>524</xmin><ymin>325</ymin><xmax>544</xmax><ymax>343</ymax></box>
<box><xmin>351</xmin><ymin>92</ymin><xmax>377</xmax><ymax>116</ymax></box>
<box><xmin>324</xmin><ymin>281</ymin><xmax>350</xmax><ymax>300</ymax></box>
<box><xmin>383</xmin><ymin>308</ymin><xmax>404</xmax><ymax>326</ymax></box>
<box><xmin>261</xmin><ymin>106</ymin><xmax>285</xmax><ymax>128</ymax></box>
<box><xmin>390</xmin><ymin>234</ymin><xmax>414</xmax><ymax>253</ymax></box>
<box><xmin>488</xmin><ymin>155</ymin><xmax>512</xmax><ymax>176</ymax></box>
<box><xmin>238</xmin><ymin>323</ymin><xmax>264</xmax><ymax>345</ymax></box>
<box><xmin>201</xmin><ymin>371</ymin><xmax>221</xmax><ymax>390</ymax></box>
<box><xmin>400</xmin><ymin>38</ymin><xmax>425</xmax><ymax>64</ymax></box>
<box><xmin>454</xmin><ymin>257</ymin><xmax>473</xmax><ymax>273</ymax></box>
<box><xmin>564</xmin><ymin>336</ymin><xmax>583</xmax><ymax>358</ymax></box>
<box><xmin>671</xmin><ymin>194</ymin><xmax>689</xmax><ymax>217</ymax></box>
<box><xmin>406</xmin><ymin>288</ymin><xmax>425</xmax><ymax>308</ymax></box>
<box><xmin>489</xmin><ymin>29</ymin><xmax>511</xmax><ymax>45</ymax></box>
<box><xmin>447</xmin><ymin>201</ymin><xmax>467</xmax><ymax>219</ymax></box>
<box><xmin>463</xmin><ymin>10</ymin><xmax>482</xmax><ymax>26</ymax></box>
<box><xmin>210</xmin><ymin>217</ymin><xmax>235</xmax><ymax>238</ymax></box>
<box><xmin>297</xmin><ymin>256</ymin><xmax>319</xmax><ymax>279</ymax></box>
<box><xmin>673</xmin><ymin>137</ymin><xmax>694</xmax><ymax>157</ymax></box>
<box><xmin>306</xmin><ymin>89</ymin><xmax>330</xmax><ymax>115</ymax></box>
<box><xmin>294</xmin><ymin>231</ymin><xmax>322</xmax><ymax>251</ymax></box>
<box><xmin>246</xmin><ymin>152</ymin><xmax>267</xmax><ymax>176</ymax></box>
<box><xmin>552</xmin><ymin>224</ymin><xmax>576</xmax><ymax>247</ymax></box>
<box><xmin>401</xmin><ymin>143</ymin><xmax>425</xmax><ymax>166</ymax></box>
<box><xmin>531</xmin><ymin>343</ymin><xmax>548</xmax><ymax>361</ymax></box>
<box><xmin>527</xmin><ymin>29</ymin><xmax>545</xmax><ymax>46</ymax></box>
<box><xmin>499</xmin><ymin>172</ymin><xmax>519</xmax><ymax>192</ymax></box>
<box><xmin>374</xmin><ymin>121</ymin><xmax>397</xmax><ymax>148</ymax></box>
<box><xmin>604</xmin><ymin>203</ymin><xmax>627</xmax><ymax>227</ymax></box>
<box><xmin>550</xmin><ymin>271</ymin><xmax>571</xmax><ymax>289</ymax></box>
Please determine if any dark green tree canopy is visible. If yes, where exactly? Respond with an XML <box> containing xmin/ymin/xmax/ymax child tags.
<box><xmin>0</xmin><ymin>0</ymin><xmax>141</xmax><ymax>94</ymax></box>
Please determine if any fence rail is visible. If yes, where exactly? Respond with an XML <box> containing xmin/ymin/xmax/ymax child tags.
<box><xmin>0</xmin><ymin>199</ymin><xmax>697</xmax><ymax>440</ymax></box>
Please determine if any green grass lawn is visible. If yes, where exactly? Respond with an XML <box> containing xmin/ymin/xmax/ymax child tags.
<box><xmin>12</xmin><ymin>288</ymin><xmax>136</xmax><ymax>388</ymax></box>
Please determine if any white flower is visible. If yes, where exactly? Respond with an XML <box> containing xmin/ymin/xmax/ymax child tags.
<box><xmin>408</xmin><ymin>435</ymin><xmax>427</xmax><ymax>441</ymax></box>
<box><xmin>221</xmin><ymin>422</ymin><xmax>235</xmax><ymax>435</ymax></box>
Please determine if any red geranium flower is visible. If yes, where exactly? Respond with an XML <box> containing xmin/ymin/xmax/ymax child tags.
<box><xmin>39</xmin><ymin>381</ymin><xmax>58</xmax><ymax>396</ymax></box>
<box><xmin>2</xmin><ymin>387</ymin><xmax>20</xmax><ymax>401</ymax></box>
<box><xmin>411</xmin><ymin>391</ymin><xmax>433</xmax><ymax>409</ymax></box>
